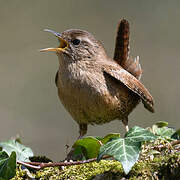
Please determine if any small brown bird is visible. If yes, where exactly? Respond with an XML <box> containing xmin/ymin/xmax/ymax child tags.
<box><xmin>41</xmin><ymin>20</ymin><xmax>154</xmax><ymax>138</ymax></box>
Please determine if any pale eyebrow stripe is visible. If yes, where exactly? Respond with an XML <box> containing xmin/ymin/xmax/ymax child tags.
<box><xmin>76</xmin><ymin>36</ymin><xmax>94</xmax><ymax>46</ymax></box>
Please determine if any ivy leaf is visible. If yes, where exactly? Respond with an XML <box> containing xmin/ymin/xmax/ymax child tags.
<box><xmin>125</xmin><ymin>126</ymin><xmax>157</xmax><ymax>142</ymax></box>
<box><xmin>153</xmin><ymin>126</ymin><xmax>175</xmax><ymax>137</ymax></box>
<box><xmin>98</xmin><ymin>126</ymin><xmax>157</xmax><ymax>174</ymax></box>
<box><xmin>0</xmin><ymin>140</ymin><xmax>33</xmax><ymax>162</ymax></box>
<box><xmin>171</xmin><ymin>129</ymin><xmax>180</xmax><ymax>140</ymax></box>
<box><xmin>152</xmin><ymin>121</ymin><xmax>176</xmax><ymax>138</ymax></box>
<box><xmin>155</xmin><ymin>121</ymin><xmax>168</xmax><ymax>127</ymax></box>
<box><xmin>100</xmin><ymin>133</ymin><xmax>121</xmax><ymax>144</ymax></box>
<box><xmin>97</xmin><ymin>137</ymin><xmax>141</xmax><ymax>174</ymax></box>
<box><xmin>73</xmin><ymin>136</ymin><xmax>101</xmax><ymax>159</ymax></box>
<box><xmin>0</xmin><ymin>151</ymin><xmax>16</xmax><ymax>180</ymax></box>
<box><xmin>72</xmin><ymin>145</ymin><xmax>87</xmax><ymax>160</ymax></box>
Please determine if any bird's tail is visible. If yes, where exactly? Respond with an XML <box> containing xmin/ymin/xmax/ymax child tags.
<box><xmin>113</xmin><ymin>19</ymin><xmax>142</xmax><ymax>80</ymax></box>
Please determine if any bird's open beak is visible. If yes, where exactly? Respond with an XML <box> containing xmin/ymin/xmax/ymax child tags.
<box><xmin>40</xmin><ymin>29</ymin><xmax>69</xmax><ymax>52</ymax></box>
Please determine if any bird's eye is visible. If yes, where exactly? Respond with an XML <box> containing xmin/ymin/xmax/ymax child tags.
<box><xmin>72</xmin><ymin>39</ymin><xmax>81</xmax><ymax>45</ymax></box>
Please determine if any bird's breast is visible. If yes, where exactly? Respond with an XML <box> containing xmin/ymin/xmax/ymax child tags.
<box><xmin>56</xmin><ymin>62</ymin><xmax>139</xmax><ymax>124</ymax></box>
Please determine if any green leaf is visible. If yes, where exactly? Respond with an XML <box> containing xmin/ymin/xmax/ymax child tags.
<box><xmin>73</xmin><ymin>136</ymin><xmax>101</xmax><ymax>159</ymax></box>
<box><xmin>0</xmin><ymin>151</ymin><xmax>9</xmax><ymax>166</ymax></box>
<box><xmin>101</xmin><ymin>133</ymin><xmax>121</xmax><ymax>144</ymax></box>
<box><xmin>0</xmin><ymin>151</ymin><xmax>16</xmax><ymax>180</ymax></box>
<box><xmin>125</xmin><ymin>126</ymin><xmax>157</xmax><ymax>142</ymax></box>
<box><xmin>72</xmin><ymin>146</ymin><xmax>87</xmax><ymax>160</ymax></box>
<box><xmin>153</xmin><ymin>126</ymin><xmax>175</xmax><ymax>137</ymax></box>
<box><xmin>0</xmin><ymin>140</ymin><xmax>33</xmax><ymax>162</ymax></box>
<box><xmin>155</xmin><ymin>121</ymin><xmax>168</xmax><ymax>127</ymax></box>
<box><xmin>97</xmin><ymin>137</ymin><xmax>141</xmax><ymax>174</ymax></box>
<box><xmin>171</xmin><ymin>129</ymin><xmax>180</xmax><ymax>140</ymax></box>
<box><xmin>98</xmin><ymin>126</ymin><xmax>157</xmax><ymax>174</ymax></box>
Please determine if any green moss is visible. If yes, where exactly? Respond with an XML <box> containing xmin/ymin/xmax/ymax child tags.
<box><xmin>128</xmin><ymin>153</ymin><xmax>180</xmax><ymax>180</ymax></box>
<box><xmin>12</xmin><ymin>160</ymin><xmax>123</xmax><ymax>180</ymax></box>
<box><xmin>11</xmin><ymin>138</ymin><xmax>180</xmax><ymax>180</ymax></box>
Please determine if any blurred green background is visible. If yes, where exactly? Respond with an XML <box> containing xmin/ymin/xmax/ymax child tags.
<box><xmin>0</xmin><ymin>0</ymin><xmax>179</xmax><ymax>160</ymax></box>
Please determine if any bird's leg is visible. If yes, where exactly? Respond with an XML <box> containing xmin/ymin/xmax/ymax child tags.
<box><xmin>122</xmin><ymin>117</ymin><xmax>129</xmax><ymax>132</ymax></box>
<box><xmin>78</xmin><ymin>124</ymin><xmax>87</xmax><ymax>139</ymax></box>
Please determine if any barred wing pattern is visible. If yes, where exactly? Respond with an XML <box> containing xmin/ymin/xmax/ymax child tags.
<box><xmin>103</xmin><ymin>64</ymin><xmax>154</xmax><ymax>113</ymax></box>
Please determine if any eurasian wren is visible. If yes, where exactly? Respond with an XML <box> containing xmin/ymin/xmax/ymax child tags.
<box><xmin>40</xmin><ymin>19</ymin><xmax>154</xmax><ymax>138</ymax></box>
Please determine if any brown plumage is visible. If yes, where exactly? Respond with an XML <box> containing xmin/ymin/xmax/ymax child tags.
<box><xmin>114</xmin><ymin>19</ymin><xmax>142</xmax><ymax>80</ymax></box>
<box><xmin>41</xmin><ymin>20</ymin><xmax>154</xmax><ymax>137</ymax></box>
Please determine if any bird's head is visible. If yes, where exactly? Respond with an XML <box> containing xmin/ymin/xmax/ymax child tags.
<box><xmin>40</xmin><ymin>29</ymin><xmax>107</xmax><ymax>63</ymax></box>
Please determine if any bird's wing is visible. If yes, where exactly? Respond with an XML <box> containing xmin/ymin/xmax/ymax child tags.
<box><xmin>55</xmin><ymin>71</ymin><xmax>58</xmax><ymax>87</ymax></box>
<box><xmin>102</xmin><ymin>63</ymin><xmax>154</xmax><ymax>113</ymax></box>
